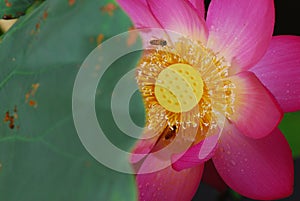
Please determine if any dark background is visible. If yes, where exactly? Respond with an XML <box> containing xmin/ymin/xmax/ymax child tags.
<box><xmin>193</xmin><ymin>0</ymin><xmax>300</xmax><ymax>201</ymax></box>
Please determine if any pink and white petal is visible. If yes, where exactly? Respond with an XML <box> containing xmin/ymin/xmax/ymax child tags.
<box><xmin>117</xmin><ymin>0</ymin><xmax>166</xmax><ymax>47</ymax></box>
<box><xmin>188</xmin><ymin>0</ymin><xmax>206</xmax><ymax>19</ymax></box>
<box><xmin>130</xmin><ymin>129</ymin><xmax>162</xmax><ymax>164</ymax></box>
<box><xmin>147</xmin><ymin>0</ymin><xmax>208</xmax><ymax>43</ymax></box>
<box><xmin>137</xmin><ymin>164</ymin><xmax>204</xmax><ymax>201</ymax></box>
<box><xmin>171</xmin><ymin>133</ymin><xmax>220</xmax><ymax>171</ymax></box>
<box><xmin>228</xmin><ymin>71</ymin><xmax>283</xmax><ymax>139</ymax></box>
<box><xmin>131</xmin><ymin>105</ymin><xmax>168</xmax><ymax>164</ymax></box>
<box><xmin>212</xmin><ymin>122</ymin><xmax>294</xmax><ymax>200</ymax></box>
<box><xmin>202</xmin><ymin>160</ymin><xmax>227</xmax><ymax>192</ymax></box>
<box><xmin>206</xmin><ymin>0</ymin><xmax>275</xmax><ymax>73</ymax></box>
<box><xmin>116</xmin><ymin>0</ymin><xmax>161</xmax><ymax>29</ymax></box>
<box><xmin>250</xmin><ymin>35</ymin><xmax>300</xmax><ymax>112</ymax></box>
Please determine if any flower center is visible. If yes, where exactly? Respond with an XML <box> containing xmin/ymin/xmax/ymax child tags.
<box><xmin>154</xmin><ymin>63</ymin><xmax>204</xmax><ymax>113</ymax></box>
<box><xmin>136</xmin><ymin>36</ymin><xmax>235</xmax><ymax>145</ymax></box>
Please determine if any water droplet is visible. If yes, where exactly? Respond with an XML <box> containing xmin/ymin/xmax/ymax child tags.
<box><xmin>153</xmin><ymin>193</ymin><xmax>157</xmax><ymax>198</ymax></box>
<box><xmin>230</xmin><ymin>160</ymin><xmax>236</xmax><ymax>166</ymax></box>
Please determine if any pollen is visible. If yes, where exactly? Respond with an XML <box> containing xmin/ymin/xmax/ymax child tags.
<box><xmin>155</xmin><ymin>63</ymin><xmax>204</xmax><ymax>113</ymax></box>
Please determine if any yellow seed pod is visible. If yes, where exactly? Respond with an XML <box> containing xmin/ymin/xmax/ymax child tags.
<box><xmin>155</xmin><ymin>63</ymin><xmax>204</xmax><ymax>113</ymax></box>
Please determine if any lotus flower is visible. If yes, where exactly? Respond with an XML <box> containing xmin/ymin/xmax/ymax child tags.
<box><xmin>117</xmin><ymin>0</ymin><xmax>300</xmax><ymax>200</ymax></box>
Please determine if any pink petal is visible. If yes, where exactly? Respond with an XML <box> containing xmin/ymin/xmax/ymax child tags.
<box><xmin>206</xmin><ymin>0</ymin><xmax>275</xmax><ymax>73</ymax></box>
<box><xmin>188</xmin><ymin>0</ymin><xmax>206</xmax><ymax>19</ymax></box>
<box><xmin>250</xmin><ymin>35</ymin><xmax>300</xmax><ymax>112</ymax></box>
<box><xmin>201</xmin><ymin>160</ymin><xmax>227</xmax><ymax>192</ymax></box>
<box><xmin>137</xmin><ymin>164</ymin><xmax>204</xmax><ymax>201</ymax></box>
<box><xmin>117</xmin><ymin>0</ymin><xmax>166</xmax><ymax>48</ymax></box>
<box><xmin>130</xmin><ymin>129</ymin><xmax>162</xmax><ymax>164</ymax></box>
<box><xmin>147</xmin><ymin>0</ymin><xmax>208</xmax><ymax>43</ymax></box>
<box><xmin>212</xmin><ymin>122</ymin><xmax>294</xmax><ymax>200</ymax></box>
<box><xmin>116</xmin><ymin>0</ymin><xmax>161</xmax><ymax>29</ymax></box>
<box><xmin>171</xmin><ymin>133</ymin><xmax>220</xmax><ymax>171</ymax></box>
<box><xmin>132</xmin><ymin>119</ymin><xmax>200</xmax><ymax>173</ymax></box>
<box><xmin>228</xmin><ymin>71</ymin><xmax>283</xmax><ymax>139</ymax></box>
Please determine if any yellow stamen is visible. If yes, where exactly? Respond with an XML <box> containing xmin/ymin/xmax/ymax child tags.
<box><xmin>154</xmin><ymin>63</ymin><xmax>204</xmax><ymax>113</ymax></box>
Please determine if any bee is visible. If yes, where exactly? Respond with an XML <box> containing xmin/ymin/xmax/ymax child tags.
<box><xmin>164</xmin><ymin>125</ymin><xmax>177</xmax><ymax>140</ymax></box>
<box><xmin>149</xmin><ymin>38</ymin><xmax>167</xmax><ymax>47</ymax></box>
<box><xmin>154</xmin><ymin>125</ymin><xmax>177</xmax><ymax>147</ymax></box>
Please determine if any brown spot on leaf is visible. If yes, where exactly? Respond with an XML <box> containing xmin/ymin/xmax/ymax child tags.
<box><xmin>100</xmin><ymin>3</ymin><xmax>117</xmax><ymax>16</ymax></box>
<box><xmin>3</xmin><ymin>106</ymin><xmax>18</xmax><ymax>130</ymax></box>
<box><xmin>5</xmin><ymin>0</ymin><xmax>12</xmax><ymax>7</ymax></box>
<box><xmin>127</xmin><ymin>26</ymin><xmax>139</xmax><ymax>47</ymax></box>
<box><xmin>43</xmin><ymin>11</ymin><xmax>48</xmax><ymax>20</ymax></box>
<box><xmin>25</xmin><ymin>93</ymin><xmax>30</xmax><ymax>102</ymax></box>
<box><xmin>13</xmin><ymin>113</ymin><xmax>18</xmax><ymax>120</ymax></box>
<box><xmin>25</xmin><ymin>83</ymin><xmax>39</xmax><ymax>107</ymax></box>
<box><xmin>29</xmin><ymin>100</ymin><xmax>37</xmax><ymax>108</ymax></box>
<box><xmin>35</xmin><ymin>23</ymin><xmax>40</xmax><ymax>30</ymax></box>
<box><xmin>2</xmin><ymin>14</ymin><xmax>13</xmax><ymax>19</ymax></box>
<box><xmin>69</xmin><ymin>0</ymin><xmax>75</xmax><ymax>6</ymax></box>
<box><xmin>89</xmin><ymin>37</ymin><xmax>95</xmax><ymax>44</ymax></box>
<box><xmin>9</xmin><ymin>122</ymin><xmax>14</xmax><ymax>129</ymax></box>
<box><xmin>4</xmin><ymin>111</ymin><xmax>10</xmax><ymax>122</ymax></box>
<box><xmin>13</xmin><ymin>105</ymin><xmax>18</xmax><ymax>119</ymax></box>
<box><xmin>96</xmin><ymin>34</ymin><xmax>104</xmax><ymax>45</ymax></box>
<box><xmin>31</xmin><ymin>83</ymin><xmax>40</xmax><ymax>95</ymax></box>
